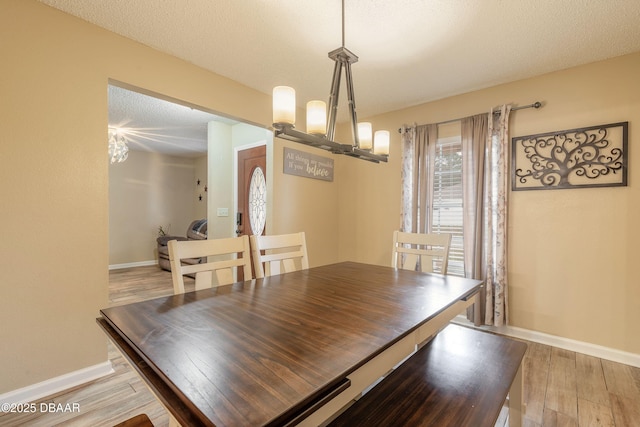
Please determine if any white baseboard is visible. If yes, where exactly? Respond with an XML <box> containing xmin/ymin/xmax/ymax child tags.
<box><xmin>0</xmin><ymin>362</ymin><xmax>114</xmax><ymax>405</ymax></box>
<box><xmin>108</xmin><ymin>260</ymin><xmax>157</xmax><ymax>270</ymax></box>
<box><xmin>452</xmin><ymin>315</ymin><xmax>640</xmax><ymax>368</ymax></box>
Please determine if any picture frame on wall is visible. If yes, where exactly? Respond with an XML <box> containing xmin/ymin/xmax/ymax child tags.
<box><xmin>511</xmin><ymin>122</ymin><xmax>628</xmax><ymax>191</ymax></box>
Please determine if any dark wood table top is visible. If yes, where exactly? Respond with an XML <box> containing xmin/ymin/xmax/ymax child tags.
<box><xmin>98</xmin><ymin>261</ymin><xmax>483</xmax><ymax>427</ymax></box>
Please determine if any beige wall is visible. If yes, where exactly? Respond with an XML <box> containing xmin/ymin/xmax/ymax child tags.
<box><xmin>207</xmin><ymin>121</ymin><xmax>235</xmax><ymax>239</ymax></box>
<box><xmin>339</xmin><ymin>52</ymin><xmax>640</xmax><ymax>355</ymax></box>
<box><xmin>109</xmin><ymin>150</ymin><xmax>202</xmax><ymax>265</ymax></box>
<box><xmin>194</xmin><ymin>155</ymin><xmax>208</xmax><ymax>221</ymax></box>
<box><xmin>271</xmin><ymin>139</ymin><xmax>341</xmax><ymax>268</ymax></box>
<box><xmin>0</xmin><ymin>0</ymin><xmax>339</xmax><ymax>393</ymax></box>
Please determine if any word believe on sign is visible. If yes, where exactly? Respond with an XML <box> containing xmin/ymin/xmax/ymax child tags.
<box><xmin>283</xmin><ymin>147</ymin><xmax>334</xmax><ymax>182</ymax></box>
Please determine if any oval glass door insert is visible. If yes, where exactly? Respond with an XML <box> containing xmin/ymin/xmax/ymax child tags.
<box><xmin>248</xmin><ymin>167</ymin><xmax>267</xmax><ymax>235</ymax></box>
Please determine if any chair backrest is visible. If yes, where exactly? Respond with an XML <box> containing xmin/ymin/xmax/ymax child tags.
<box><xmin>250</xmin><ymin>232</ymin><xmax>309</xmax><ymax>279</ymax></box>
<box><xmin>392</xmin><ymin>231</ymin><xmax>452</xmax><ymax>274</ymax></box>
<box><xmin>168</xmin><ymin>235</ymin><xmax>252</xmax><ymax>294</ymax></box>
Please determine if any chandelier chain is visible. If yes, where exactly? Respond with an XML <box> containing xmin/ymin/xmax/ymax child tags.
<box><xmin>341</xmin><ymin>0</ymin><xmax>345</xmax><ymax>48</ymax></box>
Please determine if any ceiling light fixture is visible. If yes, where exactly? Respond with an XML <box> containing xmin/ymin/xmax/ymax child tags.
<box><xmin>272</xmin><ymin>0</ymin><xmax>389</xmax><ymax>163</ymax></box>
<box><xmin>108</xmin><ymin>127</ymin><xmax>129</xmax><ymax>164</ymax></box>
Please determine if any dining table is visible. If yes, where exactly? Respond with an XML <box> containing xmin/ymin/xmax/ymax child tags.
<box><xmin>98</xmin><ymin>261</ymin><xmax>483</xmax><ymax>426</ymax></box>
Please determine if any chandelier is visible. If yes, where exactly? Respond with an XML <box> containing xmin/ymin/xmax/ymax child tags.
<box><xmin>272</xmin><ymin>0</ymin><xmax>389</xmax><ymax>163</ymax></box>
<box><xmin>108</xmin><ymin>128</ymin><xmax>129</xmax><ymax>164</ymax></box>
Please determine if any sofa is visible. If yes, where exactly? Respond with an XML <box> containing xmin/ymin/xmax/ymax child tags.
<box><xmin>157</xmin><ymin>219</ymin><xmax>208</xmax><ymax>271</ymax></box>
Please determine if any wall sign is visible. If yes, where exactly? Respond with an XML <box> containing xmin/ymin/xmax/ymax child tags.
<box><xmin>512</xmin><ymin>122</ymin><xmax>628</xmax><ymax>190</ymax></box>
<box><xmin>283</xmin><ymin>147</ymin><xmax>334</xmax><ymax>182</ymax></box>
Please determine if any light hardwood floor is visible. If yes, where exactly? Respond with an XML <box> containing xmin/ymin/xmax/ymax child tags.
<box><xmin>1</xmin><ymin>265</ymin><xmax>638</xmax><ymax>427</ymax></box>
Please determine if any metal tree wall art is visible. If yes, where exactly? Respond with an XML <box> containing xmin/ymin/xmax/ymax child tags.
<box><xmin>512</xmin><ymin>122</ymin><xmax>628</xmax><ymax>190</ymax></box>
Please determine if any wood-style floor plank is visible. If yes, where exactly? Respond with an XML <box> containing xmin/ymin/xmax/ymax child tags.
<box><xmin>577</xmin><ymin>353</ymin><xmax>611</xmax><ymax>407</ymax></box>
<box><xmin>602</xmin><ymin>359</ymin><xmax>640</xmax><ymax>401</ymax></box>
<box><xmin>603</xmin><ymin>358</ymin><xmax>640</xmax><ymax>427</ymax></box>
<box><xmin>542</xmin><ymin>407</ymin><xmax>579</xmax><ymax>427</ymax></box>
<box><xmin>524</xmin><ymin>342</ymin><xmax>552</xmax><ymax>424</ymax></box>
<box><xmin>1</xmin><ymin>265</ymin><xmax>639</xmax><ymax>427</ymax></box>
<box><xmin>578</xmin><ymin>398</ymin><xmax>615</xmax><ymax>427</ymax></box>
<box><xmin>609</xmin><ymin>393</ymin><xmax>640</xmax><ymax>427</ymax></box>
<box><xmin>545</xmin><ymin>347</ymin><xmax>578</xmax><ymax>419</ymax></box>
<box><xmin>522</xmin><ymin>417</ymin><xmax>543</xmax><ymax>427</ymax></box>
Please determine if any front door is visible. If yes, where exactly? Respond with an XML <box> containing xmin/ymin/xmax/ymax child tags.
<box><xmin>236</xmin><ymin>145</ymin><xmax>267</xmax><ymax>280</ymax></box>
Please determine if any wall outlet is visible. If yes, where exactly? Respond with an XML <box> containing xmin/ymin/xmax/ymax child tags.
<box><xmin>217</xmin><ymin>208</ymin><xmax>229</xmax><ymax>217</ymax></box>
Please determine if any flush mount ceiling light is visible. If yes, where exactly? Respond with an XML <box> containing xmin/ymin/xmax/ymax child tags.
<box><xmin>272</xmin><ymin>0</ymin><xmax>389</xmax><ymax>163</ymax></box>
<box><xmin>108</xmin><ymin>127</ymin><xmax>129</xmax><ymax>164</ymax></box>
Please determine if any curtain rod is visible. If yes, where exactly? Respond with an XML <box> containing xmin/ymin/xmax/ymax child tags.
<box><xmin>397</xmin><ymin>101</ymin><xmax>542</xmax><ymax>133</ymax></box>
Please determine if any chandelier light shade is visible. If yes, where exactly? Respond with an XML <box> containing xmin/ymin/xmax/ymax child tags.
<box><xmin>273</xmin><ymin>86</ymin><xmax>296</xmax><ymax>125</ymax></box>
<box><xmin>306</xmin><ymin>100</ymin><xmax>327</xmax><ymax>135</ymax></box>
<box><xmin>357</xmin><ymin>122</ymin><xmax>373</xmax><ymax>150</ymax></box>
<box><xmin>108</xmin><ymin>128</ymin><xmax>129</xmax><ymax>164</ymax></box>
<box><xmin>271</xmin><ymin>0</ymin><xmax>389</xmax><ymax>163</ymax></box>
<box><xmin>374</xmin><ymin>130</ymin><xmax>390</xmax><ymax>155</ymax></box>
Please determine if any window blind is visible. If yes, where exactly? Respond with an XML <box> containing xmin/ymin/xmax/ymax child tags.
<box><xmin>432</xmin><ymin>137</ymin><xmax>464</xmax><ymax>276</ymax></box>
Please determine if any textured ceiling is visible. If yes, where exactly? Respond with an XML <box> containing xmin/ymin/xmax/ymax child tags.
<box><xmin>41</xmin><ymin>0</ymin><xmax>640</xmax><ymax>156</ymax></box>
<box><xmin>108</xmin><ymin>85</ymin><xmax>236</xmax><ymax>157</ymax></box>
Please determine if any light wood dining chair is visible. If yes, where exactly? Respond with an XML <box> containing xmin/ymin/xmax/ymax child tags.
<box><xmin>392</xmin><ymin>230</ymin><xmax>452</xmax><ymax>274</ymax></box>
<box><xmin>168</xmin><ymin>235</ymin><xmax>252</xmax><ymax>294</ymax></box>
<box><xmin>250</xmin><ymin>232</ymin><xmax>309</xmax><ymax>279</ymax></box>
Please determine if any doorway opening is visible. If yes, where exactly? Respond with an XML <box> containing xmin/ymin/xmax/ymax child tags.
<box><xmin>107</xmin><ymin>81</ymin><xmax>271</xmax><ymax>301</ymax></box>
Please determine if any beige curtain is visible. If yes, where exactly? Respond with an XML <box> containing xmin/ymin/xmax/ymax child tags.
<box><xmin>461</xmin><ymin>114</ymin><xmax>488</xmax><ymax>325</ymax></box>
<box><xmin>402</xmin><ymin>107</ymin><xmax>511</xmax><ymax>326</ymax></box>
<box><xmin>400</xmin><ymin>124</ymin><xmax>438</xmax><ymax>233</ymax></box>
<box><xmin>486</xmin><ymin>104</ymin><xmax>511</xmax><ymax>326</ymax></box>
<box><xmin>462</xmin><ymin>105</ymin><xmax>511</xmax><ymax>326</ymax></box>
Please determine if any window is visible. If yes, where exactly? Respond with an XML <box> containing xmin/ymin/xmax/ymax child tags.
<box><xmin>402</xmin><ymin>112</ymin><xmax>510</xmax><ymax>324</ymax></box>
<box><xmin>431</xmin><ymin>137</ymin><xmax>464</xmax><ymax>276</ymax></box>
